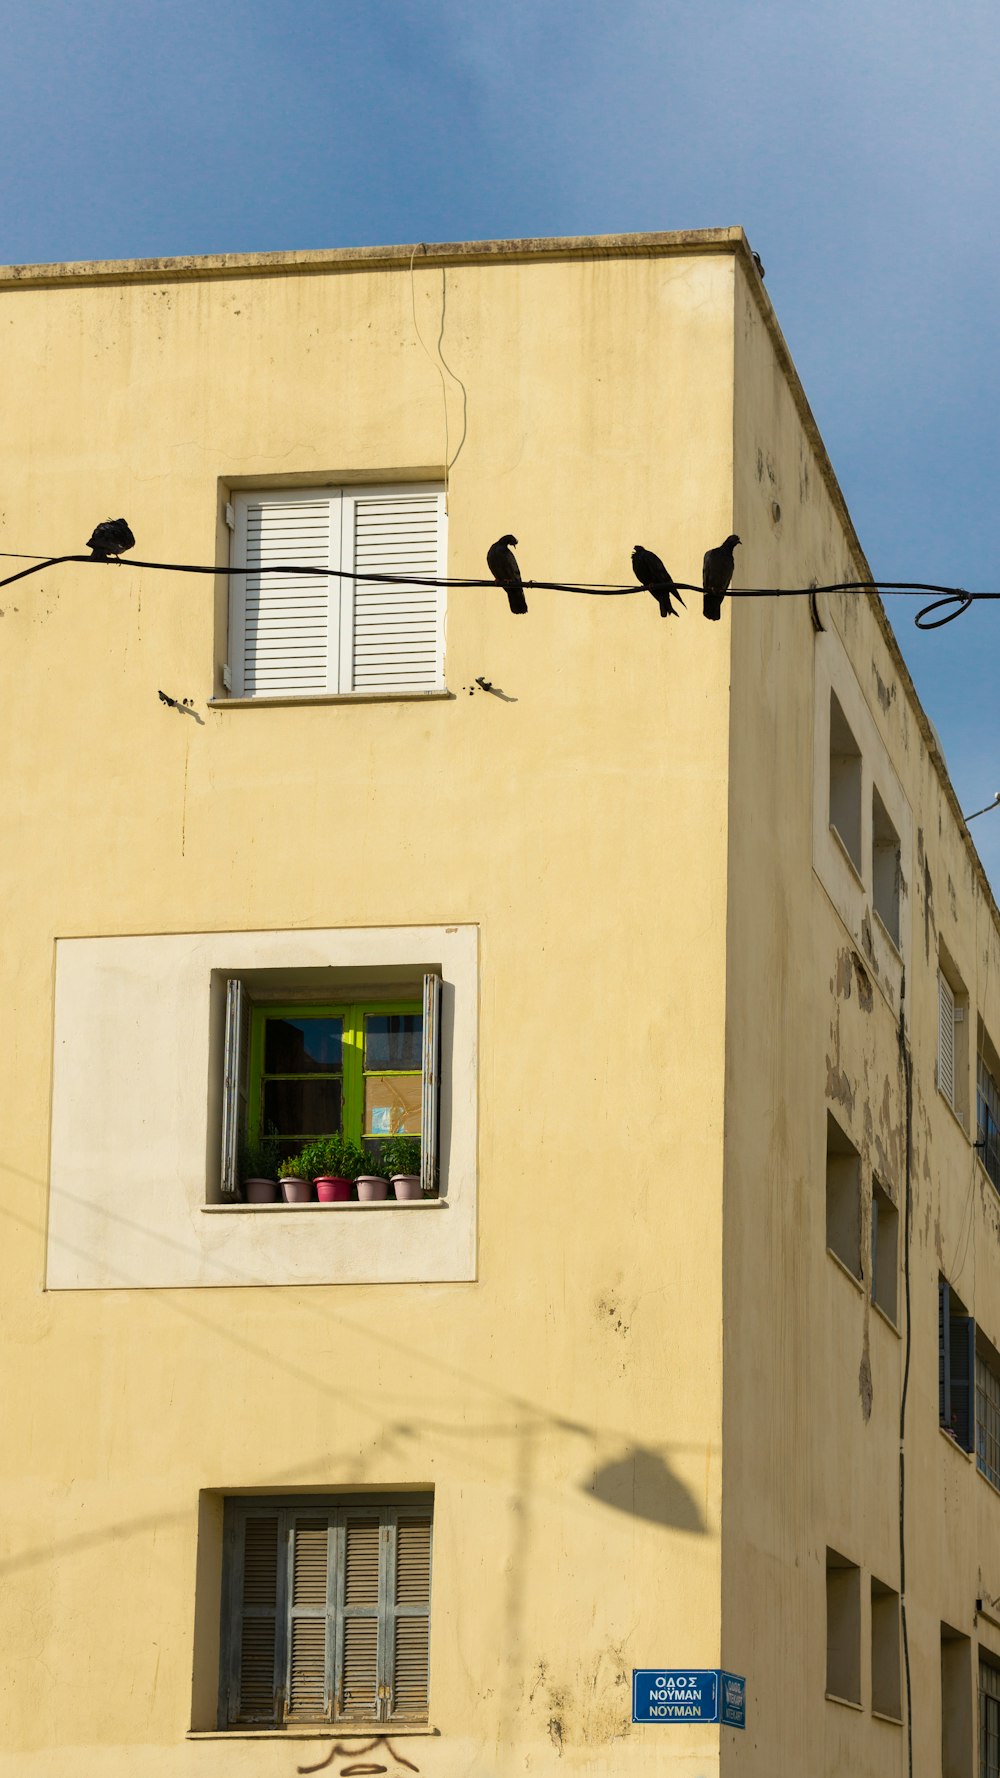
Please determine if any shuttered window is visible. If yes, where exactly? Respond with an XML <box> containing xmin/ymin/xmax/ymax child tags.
<box><xmin>229</xmin><ymin>486</ymin><xmax>446</xmax><ymax>698</ymax></box>
<box><xmin>221</xmin><ymin>1497</ymin><xmax>433</xmax><ymax>1728</ymax></box>
<box><xmin>939</xmin><ymin>971</ymin><xmax>957</xmax><ymax>1109</ymax></box>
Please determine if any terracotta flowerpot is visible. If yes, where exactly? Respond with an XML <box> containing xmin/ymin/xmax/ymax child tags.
<box><xmin>356</xmin><ymin>1175</ymin><xmax>389</xmax><ymax>1202</ymax></box>
<box><xmin>392</xmin><ymin>1174</ymin><xmax>423</xmax><ymax>1200</ymax></box>
<box><xmin>280</xmin><ymin>1177</ymin><xmax>314</xmax><ymax>1204</ymax></box>
<box><xmin>245</xmin><ymin>1177</ymin><xmax>280</xmax><ymax>1204</ymax></box>
<box><xmin>315</xmin><ymin>1176</ymin><xmax>353</xmax><ymax>1203</ymax></box>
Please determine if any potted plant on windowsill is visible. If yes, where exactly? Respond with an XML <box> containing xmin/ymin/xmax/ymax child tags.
<box><xmin>241</xmin><ymin>1133</ymin><xmax>281</xmax><ymax>1204</ymax></box>
<box><xmin>302</xmin><ymin>1136</ymin><xmax>362</xmax><ymax>1203</ymax></box>
<box><xmin>380</xmin><ymin>1135</ymin><xmax>423</xmax><ymax>1200</ymax></box>
<box><xmin>277</xmin><ymin>1150</ymin><xmax>315</xmax><ymax>1204</ymax></box>
<box><xmin>355</xmin><ymin>1147</ymin><xmax>390</xmax><ymax>1203</ymax></box>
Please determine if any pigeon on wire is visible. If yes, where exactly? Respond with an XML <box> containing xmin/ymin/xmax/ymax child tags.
<box><xmin>487</xmin><ymin>534</ymin><xmax>528</xmax><ymax>615</ymax></box>
<box><xmin>87</xmin><ymin>518</ymin><xmax>135</xmax><ymax>561</ymax></box>
<box><xmin>702</xmin><ymin>534</ymin><xmax>740</xmax><ymax>621</ymax></box>
<box><xmin>631</xmin><ymin>545</ymin><xmax>684</xmax><ymax>618</ymax></box>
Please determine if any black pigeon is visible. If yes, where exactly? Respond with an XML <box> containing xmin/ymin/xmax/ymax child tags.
<box><xmin>487</xmin><ymin>534</ymin><xmax>527</xmax><ymax>615</ymax></box>
<box><xmin>87</xmin><ymin>518</ymin><xmax>135</xmax><ymax>560</ymax></box>
<box><xmin>752</xmin><ymin>251</ymin><xmax>765</xmax><ymax>279</ymax></box>
<box><xmin>702</xmin><ymin>534</ymin><xmax>740</xmax><ymax>621</ymax></box>
<box><xmin>632</xmin><ymin>545</ymin><xmax>684</xmax><ymax>618</ymax></box>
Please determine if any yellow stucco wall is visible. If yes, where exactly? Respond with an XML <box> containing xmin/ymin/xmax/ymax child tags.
<box><xmin>725</xmin><ymin>257</ymin><xmax>1000</xmax><ymax>1775</ymax></box>
<box><xmin>0</xmin><ymin>239</ymin><xmax>736</xmax><ymax>1773</ymax></box>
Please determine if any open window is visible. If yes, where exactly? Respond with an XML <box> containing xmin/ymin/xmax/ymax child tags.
<box><xmin>220</xmin><ymin>972</ymin><xmax>442</xmax><ymax>1200</ymax></box>
<box><xmin>871</xmin><ymin>1178</ymin><xmax>899</xmax><ymax>1324</ymax></box>
<box><xmin>826</xmin><ymin>1548</ymin><xmax>861</xmax><ymax>1705</ymax></box>
<box><xmin>829</xmin><ymin>691</ymin><xmax>862</xmax><ymax>872</ymax></box>
<box><xmin>938</xmin><ymin>947</ymin><xmax>969</xmax><ymax>1127</ymax></box>
<box><xmin>872</xmin><ymin>785</ymin><xmax>901</xmax><ymax>947</ymax></box>
<box><xmin>826</xmin><ymin>1113</ymin><xmax>862</xmax><ymax>1280</ymax></box>
<box><xmin>939</xmin><ymin>1277</ymin><xmax>975</xmax><ymax>1452</ymax></box>
<box><xmin>977</xmin><ymin>1022</ymin><xmax>1000</xmax><ymax>1191</ymax></box>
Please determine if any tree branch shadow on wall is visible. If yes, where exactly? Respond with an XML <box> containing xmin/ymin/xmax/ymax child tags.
<box><xmin>582</xmin><ymin>1445</ymin><xmax>705</xmax><ymax>1533</ymax></box>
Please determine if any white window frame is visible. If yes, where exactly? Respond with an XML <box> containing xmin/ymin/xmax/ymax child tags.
<box><xmin>228</xmin><ymin>483</ymin><xmax>447</xmax><ymax>698</ymax></box>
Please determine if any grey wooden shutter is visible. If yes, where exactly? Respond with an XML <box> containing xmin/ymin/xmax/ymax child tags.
<box><xmin>286</xmin><ymin>1517</ymin><xmax>331</xmax><ymax>1720</ymax></box>
<box><xmin>232</xmin><ymin>492</ymin><xmax>338</xmax><ymax>697</ymax></box>
<box><xmin>346</xmin><ymin>489</ymin><xmax>444</xmax><ymax>692</ymax></box>
<box><xmin>939</xmin><ymin>971</ymin><xmax>956</xmax><ymax>1107</ymax></box>
<box><xmin>388</xmin><ymin>1513</ymin><xmax>432</xmax><ymax>1721</ymax></box>
<box><xmin>952</xmin><ymin>1313</ymin><xmax>976</xmax><ymax>1453</ymax></box>
<box><xmin>939</xmin><ymin>1277</ymin><xmax>951</xmax><ymax>1429</ymax></box>
<box><xmin>421</xmin><ymin>972</ymin><xmax>442</xmax><ymax>1197</ymax></box>
<box><xmin>220</xmin><ymin>978</ymin><xmax>247</xmax><ymax>1197</ymax></box>
<box><xmin>233</xmin><ymin>1512</ymin><xmax>282</xmax><ymax>1723</ymax></box>
<box><xmin>337</xmin><ymin>1515</ymin><xmax>381</xmax><ymax>1720</ymax></box>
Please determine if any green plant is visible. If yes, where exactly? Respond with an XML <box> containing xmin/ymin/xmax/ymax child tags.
<box><xmin>240</xmin><ymin>1130</ymin><xmax>280</xmax><ymax>1181</ymax></box>
<box><xmin>380</xmin><ymin>1134</ymin><xmax>422</xmax><ymax>1177</ymax></box>
<box><xmin>300</xmin><ymin>1135</ymin><xmax>367</xmax><ymax>1180</ymax></box>
<box><xmin>276</xmin><ymin>1149</ymin><xmax>313</xmax><ymax>1181</ymax></box>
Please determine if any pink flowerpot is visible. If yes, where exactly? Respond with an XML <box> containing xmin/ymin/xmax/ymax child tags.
<box><xmin>315</xmin><ymin>1176</ymin><xmax>353</xmax><ymax>1203</ymax></box>
<box><xmin>392</xmin><ymin>1174</ymin><xmax>423</xmax><ymax>1200</ymax></box>
<box><xmin>356</xmin><ymin>1175</ymin><xmax>389</xmax><ymax>1202</ymax></box>
<box><xmin>245</xmin><ymin>1177</ymin><xmax>280</xmax><ymax>1204</ymax></box>
<box><xmin>280</xmin><ymin>1177</ymin><xmax>314</xmax><ymax>1204</ymax></box>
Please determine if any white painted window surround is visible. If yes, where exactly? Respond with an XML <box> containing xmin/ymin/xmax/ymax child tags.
<box><xmin>228</xmin><ymin>485</ymin><xmax>446</xmax><ymax>698</ymax></box>
<box><xmin>47</xmin><ymin>925</ymin><xmax>477</xmax><ymax>1290</ymax></box>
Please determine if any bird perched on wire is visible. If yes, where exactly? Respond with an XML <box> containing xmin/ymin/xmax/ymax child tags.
<box><xmin>487</xmin><ymin>534</ymin><xmax>528</xmax><ymax>615</ymax></box>
<box><xmin>702</xmin><ymin>534</ymin><xmax>740</xmax><ymax>621</ymax></box>
<box><xmin>87</xmin><ymin>518</ymin><xmax>135</xmax><ymax>561</ymax></box>
<box><xmin>632</xmin><ymin>545</ymin><xmax>684</xmax><ymax>618</ymax></box>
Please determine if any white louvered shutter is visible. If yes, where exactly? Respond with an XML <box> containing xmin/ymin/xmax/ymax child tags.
<box><xmin>389</xmin><ymin>1513</ymin><xmax>432</xmax><ymax>1721</ymax></box>
<box><xmin>421</xmin><ymin>972</ymin><xmax>442</xmax><ymax>1196</ymax></box>
<box><xmin>232</xmin><ymin>491</ymin><xmax>340</xmax><ymax>697</ymax></box>
<box><xmin>344</xmin><ymin>489</ymin><xmax>445</xmax><ymax>693</ymax></box>
<box><xmin>939</xmin><ymin>971</ymin><xmax>956</xmax><ymax>1107</ymax></box>
<box><xmin>220</xmin><ymin>978</ymin><xmax>247</xmax><ymax>1197</ymax></box>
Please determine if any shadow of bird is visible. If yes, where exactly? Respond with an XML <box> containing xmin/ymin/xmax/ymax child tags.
<box><xmin>487</xmin><ymin>534</ymin><xmax>528</xmax><ymax>615</ymax></box>
<box><xmin>632</xmin><ymin>545</ymin><xmax>684</xmax><ymax>617</ymax></box>
<box><xmin>702</xmin><ymin>534</ymin><xmax>740</xmax><ymax>620</ymax></box>
<box><xmin>87</xmin><ymin>518</ymin><xmax>135</xmax><ymax>561</ymax></box>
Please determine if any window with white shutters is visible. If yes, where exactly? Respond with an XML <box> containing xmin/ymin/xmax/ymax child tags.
<box><xmin>939</xmin><ymin>971</ymin><xmax>957</xmax><ymax>1109</ymax></box>
<box><xmin>220</xmin><ymin>1496</ymin><xmax>433</xmax><ymax>1728</ymax></box>
<box><xmin>228</xmin><ymin>485</ymin><xmax>446</xmax><ymax>698</ymax></box>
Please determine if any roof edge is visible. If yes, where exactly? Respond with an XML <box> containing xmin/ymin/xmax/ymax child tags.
<box><xmin>0</xmin><ymin>226</ymin><xmax>748</xmax><ymax>291</ymax></box>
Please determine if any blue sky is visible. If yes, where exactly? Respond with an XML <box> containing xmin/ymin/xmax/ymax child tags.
<box><xmin>4</xmin><ymin>0</ymin><xmax>999</xmax><ymax>880</ymax></box>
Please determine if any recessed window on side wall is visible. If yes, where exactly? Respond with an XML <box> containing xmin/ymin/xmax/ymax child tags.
<box><xmin>829</xmin><ymin>692</ymin><xmax>863</xmax><ymax>872</ymax></box>
<box><xmin>826</xmin><ymin>1113</ymin><xmax>862</xmax><ymax>1280</ymax></box>
<box><xmin>938</xmin><ymin>951</ymin><xmax>969</xmax><ymax>1129</ymax></box>
<box><xmin>871</xmin><ymin>1179</ymin><xmax>899</xmax><ymax>1324</ymax></box>
<box><xmin>977</xmin><ymin>1025</ymin><xmax>1000</xmax><ymax>1192</ymax></box>
<box><xmin>227</xmin><ymin>485</ymin><xmax>446</xmax><ymax>698</ymax></box>
<box><xmin>939</xmin><ymin>1277</ymin><xmax>975</xmax><ymax>1452</ymax></box>
<box><xmin>941</xmin><ymin>1624</ymin><xmax>973</xmax><ymax>1778</ymax></box>
<box><xmin>981</xmin><ymin>1657</ymin><xmax>1000</xmax><ymax>1778</ymax></box>
<box><xmin>870</xmin><ymin>1578</ymin><xmax>901</xmax><ymax>1720</ymax></box>
<box><xmin>826</xmin><ymin>1549</ymin><xmax>861</xmax><ymax>1705</ymax></box>
<box><xmin>219</xmin><ymin>1495</ymin><xmax>432</xmax><ymax>1729</ymax></box>
<box><xmin>975</xmin><ymin>1329</ymin><xmax>1000</xmax><ymax>1490</ymax></box>
<box><xmin>872</xmin><ymin>786</ymin><xmax>901</xmax><ymax>947</ymax></box>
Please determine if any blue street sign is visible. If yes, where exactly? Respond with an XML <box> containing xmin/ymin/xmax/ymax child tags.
<box><xmin>632</xmin><ymin>1669</ymin><xmax>746</xmax><ymax>1728</ymax></box>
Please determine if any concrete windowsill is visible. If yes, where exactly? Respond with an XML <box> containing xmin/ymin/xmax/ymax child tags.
<box><xmin>871</xmin><ymin>1709</ymin><xmax>903</xmax><ymax>1726</ymax></box>
<box><xmin>939</xmin><ymin>1424</ymin><xmax>974</xmax><ymax>1461</ymax></box>
<box><xmin>872</xmin><ymin>1298</ymin><xmax>901</xmax><ymax>1338</ymax></box>
<box><xmin>827</xmin><ymin>1247</ymin><xmax>865</xmax><ymax>1294</ymax></box>
<box><xmin>824</xmin><ymin>1692</ymin><xmax>863</xmax><ymax>1712</ymax></box>
<box><xmin>938</xmin><ymin>1089</ymin><xmax>972</xmax><ymax>1144</ymax></box>
<box><xmin>202</xmin><ymin>1199</ymin><xmax>447</xmax><ymax>1213</ymax></box>
<box><xmin>188</xmin><ymin>1726</ymin><xmax>439</xmax><ymax>1740</ymax></box>
<box><xmin>208</xmin><ymin>690</ymin><xmax>453</xmax><ymax>710</ymax></box>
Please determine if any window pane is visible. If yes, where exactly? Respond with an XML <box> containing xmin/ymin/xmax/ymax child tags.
<box><xmin>364</xmin><ymin>1073</ymin><xmax>422</xmax><ymax>1136</ymax></box>
<box><xmin>264</xmin><ymin>1077</ymin><xmax>342</xmax><ymax>1137</ymax></box>
<box><xmin>364</xmin><ymin>1013</ymin><xmax>422</xmax><ymax>1071</ymax></box>
<box><xmin>265</xmin><ymin>1017</ymin><xmax>342</xmax><ymax>1073</ymax></box>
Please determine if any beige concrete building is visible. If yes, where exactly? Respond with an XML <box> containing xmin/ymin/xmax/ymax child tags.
<box><xmin>1</xmin><ymin>226</ymin><xmax>998</xmax><ymax>1776</ymax></box>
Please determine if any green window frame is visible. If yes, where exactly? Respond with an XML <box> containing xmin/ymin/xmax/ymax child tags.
<box><xmin>247</xmin><ymin>1000</ymin><xmax>423</xmax><ymax>1152</ymax></box>
<box><xmin>219</xmin><ymin>1494</ymin><xmax>433</xmax><ymax>1728</ymax></box>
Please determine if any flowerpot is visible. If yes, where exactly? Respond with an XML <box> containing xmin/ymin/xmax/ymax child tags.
<box><xmin>245</xmin><ymin>1177</ymin><xmax>280</xmax><ymax>1204</ymax></box>
<box><xmin>315</xmin><ymin>1176</ymin><xmax>353</xmax><ymax>1203</ymax></box>
<box><xmin>356</xmin><ymin>1175</ymin><xmax>389</xmax><ymax>1202</ymax></box>
<box><xmin>280</xmin><ymin>1177</ymin><xmax>314</xmax><ymax>1204</ymax></box>
<box><xmin>392</xmin><ymin>1174</ymin><xmax>423</xmax><ymax>1200</ymax></box>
